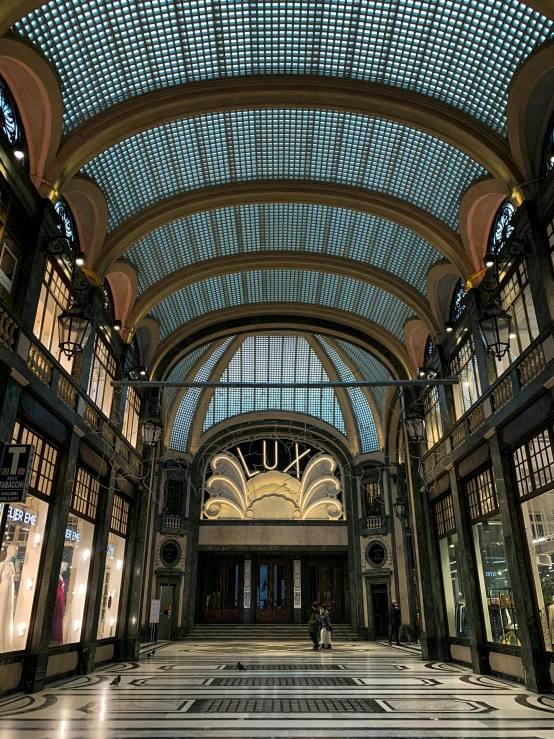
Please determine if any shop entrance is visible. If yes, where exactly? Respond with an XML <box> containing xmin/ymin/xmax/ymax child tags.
<box><xmin>307</xmin><ymin>558</ymin><xmax>344</xmax><ymax>623</ymax></box>
<box><xmin>202</xmin><ymin>558</ymin><xmax>240</xmax><ymax>623</ymax></box>
<box><xmin>371</xmin><ymin>584</ymin><xmax>389</xmax><ymax>638</ymax></box>
<box><xmin>256</xmin><ymin>559</ymin><xmax>291</xmax><ymax>623</ymax></box>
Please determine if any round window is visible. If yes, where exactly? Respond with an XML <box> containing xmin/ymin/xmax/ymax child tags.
<box><xmin>160</xmin><ymin>540</ymin><xmax>181</xmax><ymax>568</ymax></box>
<box><xmin>366</xmin><ymin>541</ymin><xmax>387</xmax><ymax>568</ymax></box>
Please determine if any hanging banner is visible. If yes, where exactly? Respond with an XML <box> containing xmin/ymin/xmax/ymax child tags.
<box><xmin>0</xmin><ymin>444</ymin><xmax>35</xmax><ymax>503</ymax></box>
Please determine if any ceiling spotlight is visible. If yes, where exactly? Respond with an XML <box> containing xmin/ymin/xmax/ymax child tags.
<box><xmin>484</xmin><ymin>253</ymin><xmax>495</xmax><ymax>268</ymax></box>
<box><xmin>75</xmin><ymin>251</ymin><xmax>86</xmax><ymax>267</ymax></box>
<box><xmin>445</xmin><ymin>321</ymin><xmax>454</xmax><ymax>333</ymax></box>
<box><xmin>139</xmin><ymin>367</ymin><xmax>147</xmax><ymax>377</ymax></box>
<box><xmin>418</xmin><ymin>367</ymin><xmax>438</xmax><ymax>380</ymax></box>
<box><xmin>509</xmin><ymin>331</ymin><xmax>516</xmax><ymax>340</ymax></box>
<box><xmin>13</xmin><ymin>149</ymin><xmax>25</xmax><ymax>161</ymax></box>
<box><xmin>128</xmin><ymin>365</ymin><xmax>148</xmax><ymax>380</ymax></box>
<box><xmin>113</xmin><ymin>320</ymin><xmax>122</xmax><ymax>332</ymax></box>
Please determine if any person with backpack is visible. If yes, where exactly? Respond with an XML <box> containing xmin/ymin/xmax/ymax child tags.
<box><xmin>308</xmin><ymin>603</ymin><xmax>321</xmax><ymax>650</ymax></box>
<box><xmin>320</xmin><ymin>603</ymin><xmax>332</xmax><ymax>649</ymax></box>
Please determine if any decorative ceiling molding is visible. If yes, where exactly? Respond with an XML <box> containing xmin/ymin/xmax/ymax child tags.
<box><xmin>150</xmin><ymin>303</ymin><xmax>414</xmax><ymax>380</ymax></box>
<box><xmin>95</xmin><ymin>182</ymin><xmax>471</xmax><ymax>279</ymax></box>
<box><xmin>126</xmin><ymin>253</ymin><xmax>439</xmax><ymax>336</ymax></box>
<box><xmin>43</xmin><ymin>77</ymin><xmax>523</xmax><ymax>197</ymax></box>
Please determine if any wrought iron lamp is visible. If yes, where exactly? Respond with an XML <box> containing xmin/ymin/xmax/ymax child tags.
<box><xmin>141</xmin><ymin>418</ymin><xmax>164</xmax><ymax>448</ymax></box>
<box><xmin>404</xmin><ymin>399</ymin><xmax>426</xmax><ymax>444</ymax></box>
<box><xmin>478</xmin><ymin>304</ymin><xmax>512</xmax><ymax>360</ymax></box>
<box><xmin>128</xmin><ymin>366</ymin><xmax>148</xmax><ymax>380</ymax></box>
<box><xmin>393</xmin><ymin>495</ymin><xmax>409</xmax><ymax>521</ymax></box>
<box><xmin>58</xmin><ymin>303</ymin><xmax>93</xmax><ymax>358</ymax></box>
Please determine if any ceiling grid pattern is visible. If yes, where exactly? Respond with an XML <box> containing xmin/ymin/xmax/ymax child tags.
<box><xmin>335</xmin><ymin>339</ymin><xmax>393</xmax><ymax>413</ymax></box>
<box><xmin>165</xmin><ymin>342</ymin><xmax>213</xmax><ymax>410</ymax></box>
<box><xmin>126</xmin><ymin>203</ymin><xmax>441</xmax><ymax>295</ymax></box>
<box><xmin>84</xmin><ymin>110</ymin><xmax>485</xmax><ymax>232</ymax></box>
<box><xmin>152</xmin><ymin>270</ymin><xmax>412</xmax><ymax>341</ymax></box>
<box><xmin>16</xmin><ymin>1</ymin><xmax>552</xmax><ymax>135</ymax></box>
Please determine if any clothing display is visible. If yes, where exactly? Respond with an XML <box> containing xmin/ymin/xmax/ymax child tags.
<box><xmin>0</xmin><ymin>560</ymin><xmax>15</xmax><ymax>652</ymax></box>
<box><xmin>548</xmin><ymin>603</ymin><xmax>554</xmax><ymax>645</ymax></box>
<box><xmin>455</xmin><ymin>602</ymin><xmax>469</xmax><ymax>638</ymax></box>
<box><xmin>51</xmin><ymin>577</ymin><xmax>65</xmax><ymax>645</ymax></box>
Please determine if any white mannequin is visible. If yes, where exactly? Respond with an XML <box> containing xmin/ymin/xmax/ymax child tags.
<box><xmin>0</xmin><ymin>545</ymin><xmax>17</xmax><ymax>652</ymax></box>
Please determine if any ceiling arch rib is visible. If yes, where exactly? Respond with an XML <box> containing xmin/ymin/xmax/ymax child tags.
<box><xmin>127</xmin><ymin>253</ymin><xmax>438</xmax><ymax>336</ymax></box>
<box><xmin>151</xmin><ymin>305</ymin><xmax>413</xmax><ymax>381</ymax></box>
<box><xmin>45</xmin><ymin>87</ymin><xmax>524</xmax><ymax>202</ymax></box>
<box><xmin>75</xmin><ymin>107</ymin><xmax>487</xmax><ymax>236</ymax></box>
<box><xmin>95</xmin><ymin>183</ymin><xmax>470</xmax><ymax>278</ymax></box>
<box><xmin>15</xmin><ymin>2</ymin><xmax>553</xmax><ymax>135</ymax></box>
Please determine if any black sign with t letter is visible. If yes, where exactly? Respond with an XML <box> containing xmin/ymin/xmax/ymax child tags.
<box><xmin>0</xmin><ymin>444</ymin><xmax>35</xmax><ymax>503</ymax></box>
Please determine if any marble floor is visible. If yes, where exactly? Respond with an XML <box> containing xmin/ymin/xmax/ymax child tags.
<box><xmin>1</xmin><ymin>639</ymin><xmax>554</xmax><ymax>738</ymax></box>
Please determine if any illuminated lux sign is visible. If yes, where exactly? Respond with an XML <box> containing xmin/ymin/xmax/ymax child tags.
<box><xmin>7</xmin><ymin>506</ymin><xmax>37</xmax><ymax>527</ymax></box>
<box><xmin>65</xmin><ymin>529</ymin><xmax>80</xmax><ymax>542</ymax></box>
<box><xmin>235</xmin><ymin>441</ymin><xmax>313</xmax><ymax>479</ymax></box>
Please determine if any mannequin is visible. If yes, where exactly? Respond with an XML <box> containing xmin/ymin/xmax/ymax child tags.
<box><xmin>548</xmin><ymin>596</ymin><xmax>554</xmax><ymax>645</ymax></box>
<box><xmin>51</xmin><ymin>561</ymin><xmax>67</xmax><ymax>645</ymax></box>
<box><xmin>0</xmin><ymin>545</ymin><xmax>17</xmax><ymax>652</ymax></box>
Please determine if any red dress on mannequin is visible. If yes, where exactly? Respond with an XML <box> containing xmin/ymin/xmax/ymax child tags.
<box><xmin>51</xmin><ymin>577</ymin><xmax>65</xmax><ymax>645</ymax></box>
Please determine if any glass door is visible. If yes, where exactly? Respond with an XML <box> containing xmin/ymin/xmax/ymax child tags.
<box><xmin>203</xmin><ymin>559</ymin><xmax>240</xmax><ymax>623</ymax></box>
<box><xmin>256</xmin><ymin>559</ymin><xmax>290</xmax><ymax>622</ymax></box>
<box><xmin>307</xmin><ymin>558</ymin><xmax>344</xmax><ymax>623</ymax></box>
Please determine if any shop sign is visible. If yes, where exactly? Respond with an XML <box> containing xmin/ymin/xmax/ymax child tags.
<box><xmin>149</xmin><ymin>599</ymin><xmax>161</xmax><ymax>624</ymax></box>
<box><xmin>65</xmin><ymin>528</ymin><xmax>80</xmax><ymax>542</ymax></box>
<box><xmin>0</xmin><ymin>444</ymin><xmax>35</xmax><ymax>503</ymax></box>
<box><xmin>7</xmin><ymin>505</ymin><xmax>37</xmax><ymax>528</ymax></box>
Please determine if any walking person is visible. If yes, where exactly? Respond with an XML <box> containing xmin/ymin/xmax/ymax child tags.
<box><xmin>308</xmin><ymin>604</ymin><xmax>321</xmax><ymax>650</ymax></box>
<box><xmin>319</xmin><ymin>603</ymin><xmax>332</xmax><ymax>649</ymax></box>
<box><xmin>389</xmin><ymin>600</ymin><xmax>401</xmax><ymax>646</ymax></box>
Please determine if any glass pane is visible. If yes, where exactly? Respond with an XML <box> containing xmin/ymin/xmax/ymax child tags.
<box><xmin>223</xmin><ymin>564</ymin><xmax>238</xmax><ymax>609</ymax></box>
<box><xmin>0</xmin><ymin>496</ymin><xmax>48</xmax><ymax>653</ymax></box>
<box><xmin>439</xmin><ymin>534</ymin><xmax>468</xmax><ymax>638</ymax></box>
<box><xmin>274</xmin><ymin>564</ymin><xmax>287</xmax><ymax>609</ymax></box>
<box><xmin>206</xmin><ymin>564</ymin><xmax>220</xmax><ymax>611</ymax></box>
<box><xmin>520</xmin><ymin>491</ymin><xmax>554</xmax><ymax>651</ymax></box>
<box><xmin>51</xmin><ymin>514</ymin><xmax>94</xmax><ymax>645</ymax></box>
<box><xmin>97</xmin><ymin>533</ymin><xmax>125</xmax><ymax>640</ymax></box>
<box><xmin>473</xmin><ymin>516</ymin><xmax>520</xmax><ymax>646</ymax></box>
<box><xmin>258</xmin><ymin>564</ymin><xmax>269</xmax><ymax>609</ymax></box>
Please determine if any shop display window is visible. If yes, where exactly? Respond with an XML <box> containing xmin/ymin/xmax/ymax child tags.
<box><xmin>51</xmin><ymin>513</ymin><xmax>94</xmax><ymax>645</ymax></box>
<box><xmin>473</xmin><ymin>516</ymin><xmax>520</xmax><ymax>646</ymax></box>
<box><xmin>434</xmin><ymin>495</ymin><xmax>468</xmax><ymax>639</ymax></box>
<box><xmin>97</xmin><ymin>533</ymin><xmax>125</xmax><ymax>639</ymax></box>
<box><xmin>0</xmin><ymin>496</ymin><xmax>48</xmax><ymax>652</ymax></box>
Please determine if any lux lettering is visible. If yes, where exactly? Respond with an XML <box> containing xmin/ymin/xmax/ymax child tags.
<box><xmin>236</xmin><ymin>442</ymin><xmax>311</xmax><ymax>478</ymax></box>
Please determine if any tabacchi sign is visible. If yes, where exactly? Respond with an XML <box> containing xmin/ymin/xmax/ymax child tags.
<box><xmin>0</xmin><ymin>444</ymin><xmax>35</xmax><ymax>503</ymax></box>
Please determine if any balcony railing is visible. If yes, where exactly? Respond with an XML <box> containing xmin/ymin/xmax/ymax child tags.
<box><xmin>161</xmin><ymin>514</ymin><xmax>185</xmax><ymax>532</ymax></box>
<box><xmin>360</xmin><ymin>515</ymin><xmax>389</xmax><ymax>535</ymax></box>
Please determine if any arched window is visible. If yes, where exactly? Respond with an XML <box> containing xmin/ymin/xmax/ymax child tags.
<box><xmin>449</xmin><ymin>279</ymin><xmax>466</xmax><ymax>323</ymax></box>
<box><xmin>102</xmin><ymin>277</ymin><xmax>115</xmax><ymax>321</ymax></box>
<box><xmin>54</xmin><ymin>196</ymin><xmax>80</xmax><ymax>248</ymax></box>
<box><xmin>0</xmin><ymin>73</ymin><xmax>27</xmax><ymax>167</ymax></box>
<box><xmin>488</xmin><ymin>199</ymin><xmax>514</xmax><ymax>254</ymax></box>
<box><xmin>544</xmin><ymin>112</ymin><xmax>554</xmax><ymax>174</ymax></box>
<box><xmin>424</xmin><ymin>335</ymin><xmax>435</xmax><ymax>363</ymax></box>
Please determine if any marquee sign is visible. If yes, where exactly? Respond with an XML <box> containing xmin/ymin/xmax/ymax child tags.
<box><xmin>0</xmin><ymin>444</ymin><xmax>35</xmax><ymax>503</ymax></box>
<box><xmin>203</xmin><ymin>438</ymin><xmax>343</xmax><ymax>521</ymax></box>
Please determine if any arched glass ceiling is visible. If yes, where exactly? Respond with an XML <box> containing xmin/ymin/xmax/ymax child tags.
<box><xmin>165</xmin><ymin>342</ymin><xmax>213</xmax><ymax>410</ymax></box>
<box><xmin>16</xmin><ymin>1</ymin><xmax>551</xmax><ymax>135</ymax></box>
<box><xmin>152</xmin><ymin>270</ymin><xmax>412</xmax><ymax>341</ymax></box>
<box><xmin>336</xmin><ymin>339</ymin><xmax>392</xmax><ymax>414</ymax></box>
<box><xmin>201</xmin><ymin>335</ymin><xmax>346</xmax><ymax>439</ymax></box>
<box><xmin>83</xmin><ymin>110</ymin><xmax>485</xmax><ymax>231</ymax></box>
<box><xmin>170</xmin><ymin>337</ymin><xmax>235</xmax><ymax>451</ymax></box>
<box><xmin>126</xmin><ymin>203</ymin><xmax>441</xmax><ymax>295</ymax></box>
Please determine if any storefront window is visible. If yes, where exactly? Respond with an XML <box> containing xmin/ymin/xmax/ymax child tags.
<box><xmin>98</xmin><ymin>533</ymin><xmax>125</xmax><ymax>639</ymax></box>
<box><xmin>466</xmin><ymin>469</ymin><xmax>520</xmax><ymax>646</ymax></box>
<box><xmin>434</xmin><ymin>494</ymin><xmax>468</xmax><ymax>638</ymax></box>
<box><xmin>513</xmin><ymin>428</ymin><xmax>554</xmax><ymax>650</ymax></box>
<box><xmin>88</xmin><ymin>333</ymin><xmax>116</xmax><ymax>419</ymax></box>
<box><xmin>424</xmin><ymin>387</ymin><xmax>443</xmax><ymax>450</ymax></box>
<box><xmin>33</xmin><ymin>259</ymin><xmax>73</xmax><ymax>374</ymax></box>
<box><xmin>0</xmin><ymin>497</ymin><xmax>48</xmax><ymax>652</ymax></box>
<box><xmin>495</xmin><ymin>262</ymin><xmax>539</xmax><ymax>376</ymax></box>
<box><xmin>449</xmin><ymin>338</ymin><xmax>481</xmax><ymax>420</ymax></box>
<box><xmin>122</xmin><ymin>387</ymin><xmax>140</xmax><ymax>448</ymax></box>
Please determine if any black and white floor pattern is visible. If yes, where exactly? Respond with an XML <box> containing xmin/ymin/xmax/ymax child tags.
<box><xmin>1</xmin><ymin>639</ymin><xmax>554</xmax><ymax>737</ymax></box>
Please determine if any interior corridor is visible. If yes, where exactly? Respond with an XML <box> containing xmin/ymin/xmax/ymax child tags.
<box><xmin>1</xmin><ymin>639</ymin><xmax>554</xmax><ymax>738</ymax></box>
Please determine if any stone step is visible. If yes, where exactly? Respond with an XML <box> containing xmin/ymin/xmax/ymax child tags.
<box><xmin>188</xmin><ymin>624</ymin><xmax>363</xmax><ymax>641</ymax></box>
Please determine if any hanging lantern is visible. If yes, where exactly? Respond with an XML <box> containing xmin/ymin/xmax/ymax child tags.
<box><xmin>479</xmin><ymin>305</ymin><xmax>512</xmax><ymax>360</ymax></box>
<box><xmin>58</xmin><ymin>304</ymin><xmax>92</xmax><ymax>357</ymax></box>
<box><xmin>141</xmin><ymin>418</ymin><xmax>163</xmax><ymax>447</ymax></box>
<box><xmin>393</xmin><ymin>496</ymin><xmax>409</xmax><ymax>521</ymax></box>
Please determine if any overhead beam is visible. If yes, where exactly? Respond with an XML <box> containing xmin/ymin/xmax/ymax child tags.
<box><xmin>96</xmin><ymin>181</ymin><xmax>471</xmax><ymax>278</ymax></box>
<box><xmin>46</xmin><ymin>77</ymin><xmax>524</xmax><ymax>198</ymax></box>
<box><xmin>126</xmin><ymin>253</ymin><xmax>440</xmax><ymax>335</ymax></box>
<box><xmin>116</xmin><ymin>379</ymin><xmax>458</xmax><ymax>388</ymax></box>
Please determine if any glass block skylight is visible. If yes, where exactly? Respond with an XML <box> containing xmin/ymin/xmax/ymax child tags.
<box><xmin>16</xmin><ymin>1</ymin><xmax>552</xmax><ymax>135</ymax></box>
<box><xmin>336</xmin><ymin>339</ymin><xmax>392</xmax><ymax>414</ymax></box>
<box><xmin>152</xmin><ymin>270</ymin><xmax>412</xmax><ymax>342</ymax></box>
<box><xmin>126</xmin><ymin>203</ymin><xmax>440</xmax><ymax>295</ymax></box>
<box><xmin>165</xmin><ymin>342</ymin><xmax>213</xmax><ymax>411</ymax></box>
<box><xmin>83</xmin><ymin>110</ymin><xmax>485</xmax><ymax>232</ymax></box>
<box><xmin>317</xmin><ymin>337</ymin><xmax>379</xmax><ymax>453</ymax></box>
<box><xmin>169</xmin><ymin>337</ymin><xmax>234</xmax><ymax>452</ymax></box>
<box><xmin>201</xmin><ymin>335</ymin><xmax>346</xmax><ymax>438</ymax></box>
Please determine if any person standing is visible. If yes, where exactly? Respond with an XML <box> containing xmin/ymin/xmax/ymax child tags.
<box><xmin>389</xmin><ymin>600</ymin><xmax>401</xmax><ymax>646</ymax></box>
<box><xmin>320</xmin><ymin>603</ymin><xmax>332</xmax><ymax>649</ymax></box>
<box><xmin>308</xmin><ymin>605</ymin><xmax>321</xmax><ymax>650</ymax></box>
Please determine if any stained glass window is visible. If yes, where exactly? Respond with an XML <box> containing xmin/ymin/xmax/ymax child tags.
<box><xmin>0</xmin><ymin>72</ymin><xmax>27</xmax><ymax>160</ymax></box>
<box><xmin>15</xmin><ymin>1</ymin><xmax>552</xmax><ymax>136</ymax></box>
<box><xmin>54</xmin><ymin>196</ymin><xmax>79</xmax><ymax>247</ymax></box>
<box><xmin>200</xmin><ymin>335</ymin><xmax>346</xmax><ymax>440</ymax></box>
<box><xmin>544</xmin><ymin>112</ymin><xmax>554</xmax><ymax>174</ymax></box>
<box><xmin>488</xmin><ymin>199</ymin><xmax>515</xmax><ymax>255</ymax></box>
<box><xmin>449</xmin><ymin>279</ymin><xmax>467</xmax><ymax>323</ymax></box>
<box><xmin>424</xmin><ymin>336</ymin><xmax>435</xmax><ymax>364</ymax></box>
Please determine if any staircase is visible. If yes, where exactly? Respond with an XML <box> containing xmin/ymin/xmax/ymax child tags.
<box><xmin>186</xmin><ymin>624</ymin><xmax>363</xmax><ymax>641</ymax></box>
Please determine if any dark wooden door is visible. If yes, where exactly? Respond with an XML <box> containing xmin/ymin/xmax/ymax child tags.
<box><xmin>307</xmin><ymin>559</ymin><xmax>344</xmax><ymax>623</ymax></box>
<box><xmin>203</xmin><ymin>560</ymin><xmax>240</xmax><ymax>623</ymax></box>
<box><xmin>256</xmin><ymin>560</ymin><xmax>291</xmax><ymax>623</ymax></box>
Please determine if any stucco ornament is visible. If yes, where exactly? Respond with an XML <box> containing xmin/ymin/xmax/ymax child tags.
<box><xmin>203</xmin><ymin>451</ymin><xmax>343</xmax><ymax>520</ymax></box>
